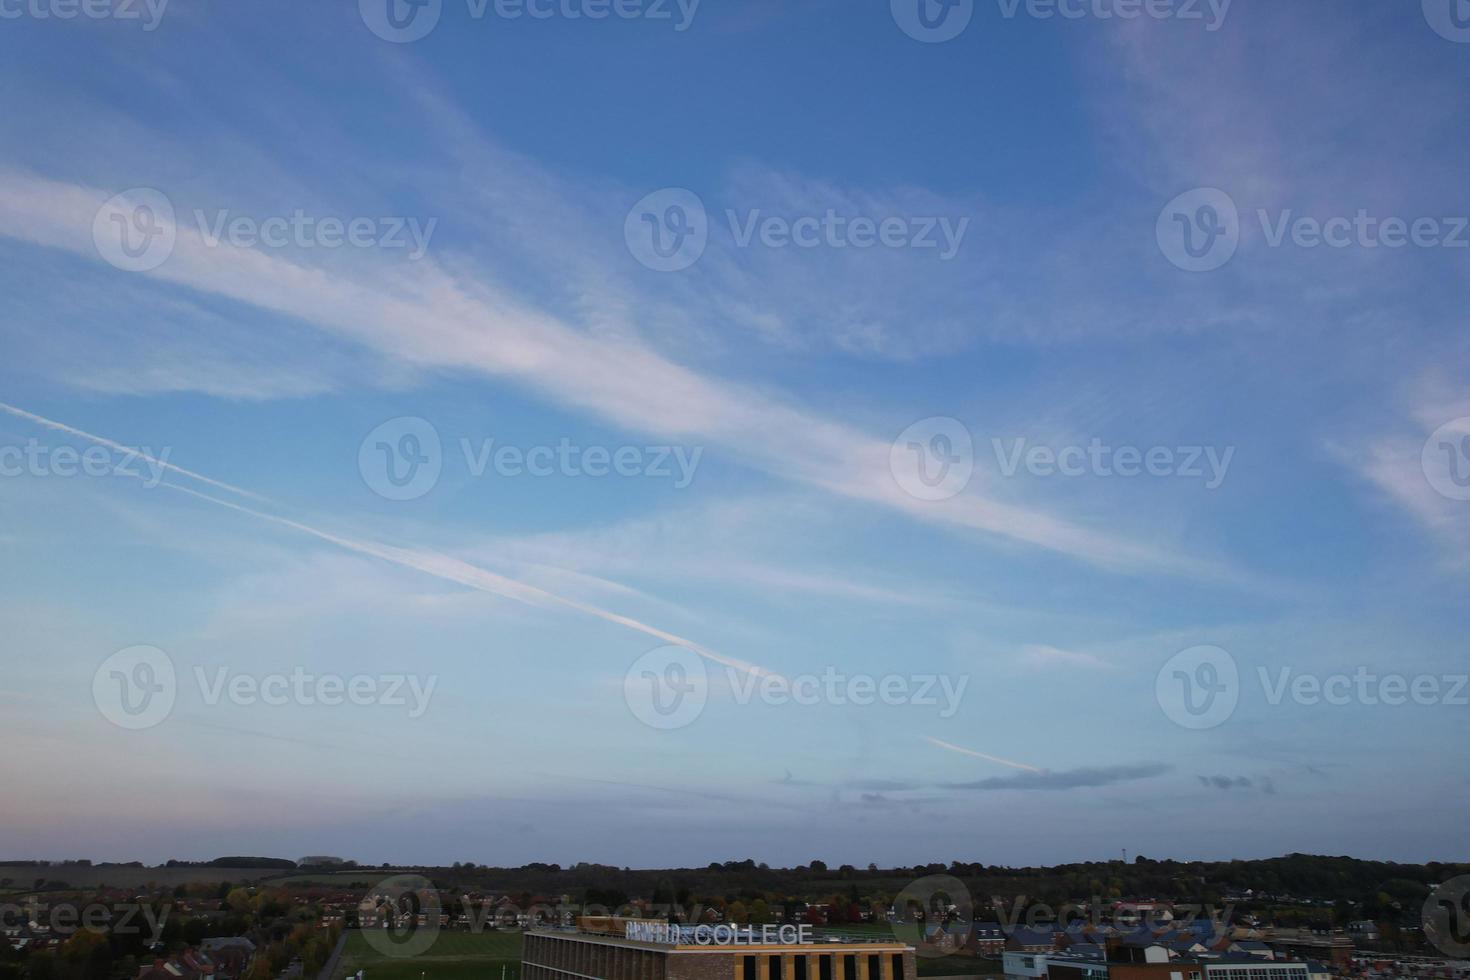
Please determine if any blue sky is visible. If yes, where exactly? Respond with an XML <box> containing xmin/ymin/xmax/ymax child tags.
<box><xmin>1</xmin><ymin>0</ymin><xmax>1468</xmax><ymax>868</ymax></box>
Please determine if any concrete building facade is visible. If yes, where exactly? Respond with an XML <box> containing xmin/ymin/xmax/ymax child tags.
<box><xmin>524</xmin><ymin>920</ymin><xmax>916</xmax><ymax>980</ymax></box>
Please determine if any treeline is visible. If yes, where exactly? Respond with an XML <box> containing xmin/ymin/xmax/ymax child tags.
<box><xmin>163</xmin><ymin>858</ymin><xmax>299</xmax><ymax>870</ymax></box>
<box><xmin>394</xmin><ymin>853</ymin><xmax>1470</xmax><ymax>921</ymax></box>
<box><xmin>0</xmin><ymin>862</ymin><xmax>131</xmax><ymax>868</ymax></box>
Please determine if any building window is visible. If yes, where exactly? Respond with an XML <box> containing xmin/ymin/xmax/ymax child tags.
<box><xmin>770</xmin><ymin>957</ymin><xmax>784</xmax><ymax>980</ymax></box>
<box><xmin>869</xmin><ymin>955</ymin><xmax>881</xmax><ymax>980</ymax></box>
<box><xmin>744</xmin><ymin>957</ymin><xmax>758</xmax><ymax>980</ymax></box>
<box><xmin>820</xmin><ymin>956</ymin><xmax>833</xmax><ymax>980</ymax></box>
<box><xmin>795</xmin><ymin>958</ymin><xmax>808</xmax><ymax>980</ymax></box>
<box><xmin>891</xmin><ymin>955</ymin><xmax>904</xmax><ymax>980</ymax></box>
<box><xmin>843</xmin><ymin>955</ymin><xmax>857</xmax><ymax>980</ymax></box>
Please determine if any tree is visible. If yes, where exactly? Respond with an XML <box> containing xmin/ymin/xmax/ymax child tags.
<box><xmin>225</xmin><ymin>888</ymin><xmax>253</xmax><ymax>914</ymax></box>
<box><xmin>60</xmin><ymin>929</ymin><xmax>112</xmax><ymax>980</ymax></box>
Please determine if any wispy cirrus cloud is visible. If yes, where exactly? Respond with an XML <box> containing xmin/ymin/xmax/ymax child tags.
<box><xmin>0</xmin><ymin>166</ymin><xmax>1232</xmax><ymax>580</ymax></box>
<box><xmin>944</xmin><ymin>763</ymin><xmax>1172</xmax><ymax>792</ymax></box>
<box><xmin>1019</xmin><ymin>644</ymin><xmax>1115</xmax><ymax>671</ymax></box>
<box><xmin>924</xmin><ymin>735</ymin><xmax>1168</xmax><ymax>791</ymax></box>
<box><xmin>1199</xmin><ymin>774</ymin><xmax>1276</xmax><ymax>795</ymax></box>
<box><xmin>1330</xmin><ymin>369</ymin><xmax>1470</xmax><ymax>569</ymax></box>
<box><xmin>773</xmin><ymin>762</ymin><xmax>1170</xmax><ymax>796</ymax></box>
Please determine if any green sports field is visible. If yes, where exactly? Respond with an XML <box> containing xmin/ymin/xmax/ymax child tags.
<box><xmin>334</xmin><ymin>929</ymin><xmax>523</xmax><ymax>980</ymax></box>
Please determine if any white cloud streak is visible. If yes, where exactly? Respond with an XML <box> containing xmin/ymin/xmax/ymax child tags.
<box><xmin>0</xmin><ymin>399</ymin><xmax>266</xmax><ymax>501</ymax></box>
<box><xmin>159</xmin><ymin>480</ymin><xmax>778</xmax><ymax>678</ymax></box>
<box><xmin>0</xmin><ymin>401</ymin><xmax>775</xmax><ymax>678</ymax></box>
<box><xmin>923</xmin><ymin>735</ymin><xmax>1043</xmax><ymax>773</ymax></box>
<box><xmin>0</xmin><ymin>170</ymin><xmax>1228</xmax><ymax>579</ymax></box>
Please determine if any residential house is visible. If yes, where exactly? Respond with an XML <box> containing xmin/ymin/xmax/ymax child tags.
<box><xmin>970</xmin><ymin>922</ymin><xmax>1007</xmax><ymax>955</ymax></box>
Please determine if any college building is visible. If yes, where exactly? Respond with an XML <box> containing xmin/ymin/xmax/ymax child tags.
<box><xmin>523</xmin><ymin>918</ymin><xmax>917</xmax><ymax>980</ymax></box>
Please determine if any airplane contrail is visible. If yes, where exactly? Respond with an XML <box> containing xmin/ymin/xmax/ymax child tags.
<box><xmin>0</xmin><ymin>400</ymin><xmax>266</xmax><ymax>502</ymax></box>
<box><xmin>924</xmin><ymin>735</ymin><xmax>1044</xmax><ymax>773</ymax></box>
<box><xmin>160</xmin><ymin>482</ymin><xmax>775</xmax><ymax>678</ymax></box>
<box><xmin>1</xmin><ymin>402</ymin><xmax>773</xmax><ymax>679</ymax></box>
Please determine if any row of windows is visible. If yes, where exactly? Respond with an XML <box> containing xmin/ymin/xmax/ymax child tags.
<box><xmin>523</xmin><ymin>935</ymin><xmax>909</xmax><ymax>980</ymax></box>
<box><xmin>738</xmin><ymin>953</ymin><xmax>907</xmax><ymax>980</ymax></box>
<box><xmin>523</xmin><ymin>934</ymin><xmax>666</xmax><ymax>980</ymax></box>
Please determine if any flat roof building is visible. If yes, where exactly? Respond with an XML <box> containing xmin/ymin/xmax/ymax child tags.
<box><xmin>1007</xmin><ymin>943</ymin><xmax>1316</xmax><ymax>980</ymax></box>
<box><xmin>1261</xmin><ymin>933</ymin><xmax>1352</xmax><ymax>967</ymax></box>
<box><xmin>524</xmin><ymin>919</ymin><xmax>916</xmax><ymax>980</ymax></box>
